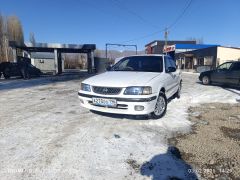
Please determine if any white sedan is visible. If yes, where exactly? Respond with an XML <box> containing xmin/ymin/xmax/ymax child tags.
<box><xmin>78</xmin><ymin>55</ymin><xmax>182</xmax><ymax>119</ymax></box>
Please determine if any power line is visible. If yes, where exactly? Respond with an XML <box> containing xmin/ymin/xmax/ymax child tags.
<box><xmin>120</xmin><ymin>28</ymin><xmax>166</xmax><ymax>44</ymax></box>
<box><xmin>119</xmin><ymin>0</ymin><xmax>194</xmax><ymax>44</ymax></box>
<box><xmin>110</xmin><ymin>0</ymin><xmax>160</xmax><ymax>29</ymax></box>
<box><xmin>168</xmin><ymin>0</ymin><xmax>194</xmax><ymax>29</ymax></box>
<box><xmin>79</xmin><ymin>0</ymin><xmax>125</xmax><ymax>23</ymax></box>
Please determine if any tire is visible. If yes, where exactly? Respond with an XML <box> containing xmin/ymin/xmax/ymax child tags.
<box><xmin>175</xmin><ymin>81</ymin><xmax>182</xmax><ymax>99</ymax></box>
<box><xmin>202</xmin><ymin>75</ymin><xmax>210</xmax><ymax>85</ymax></box>
<box><xmin>26</xmin><ymin>70</ymin><xmax>30</xmax><ymax>79</ymax></box>
<box><xmin>3</xmin><ymin>67</ymin><xmax>11</xmax><ymax>79</ymax></box>
<box><xmin>151</xmin><ymin>91</ymin><xmax>167</xmax><ymax>119</ymax></box>
<box><xmin>21</xmin><ymin>68</ymin><xmax>30</xmax><ymax>79</ymax></box>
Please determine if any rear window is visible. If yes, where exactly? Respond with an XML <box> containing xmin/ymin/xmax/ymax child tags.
<box><xmin>231</xmin><ymin>62</ymin><xmax>240</xmax><ymax>71</ymax></box>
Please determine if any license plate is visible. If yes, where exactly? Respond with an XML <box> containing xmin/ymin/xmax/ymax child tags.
<box><xmin>92</xmin><ymin>97</ymin><xmax>117</xmax><ymax>107</ymax></box>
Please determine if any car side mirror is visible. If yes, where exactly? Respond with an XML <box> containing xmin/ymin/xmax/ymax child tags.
<box><xmin>166</xmin><ymin>67</ymin><xmax>176</xmax><ymax>73</ymax></box>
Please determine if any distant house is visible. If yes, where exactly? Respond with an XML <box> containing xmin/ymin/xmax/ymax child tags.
<box><xmin>145</xmin><ymin>40</ymin><xmax>240</xmax><ymax>72</ymax></box>
<box><xmin>31</xmin><ymin>52</ymin><xmax>64</xmax><ymax>74</ymax></box>
<box><xmin>176</xmin><ymin>46</ymin><xmax>240</xmax><ymax>72</ymax></box>
<box><xmin>145</xmin><ymin>40</ymin><xmax>197</xmax><ymax>54</ymax></box>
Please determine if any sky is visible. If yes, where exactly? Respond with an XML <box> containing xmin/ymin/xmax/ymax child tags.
<box><xmin>0</xmin><ymin>0</ymin><xmax>240</xmax><ymax>50</ymax></box>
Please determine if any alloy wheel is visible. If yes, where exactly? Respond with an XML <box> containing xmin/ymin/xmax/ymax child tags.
<box><xmin>154</xmin><ymin>96</ymin><xmax>166</xmax><ymax>116</ymax></box>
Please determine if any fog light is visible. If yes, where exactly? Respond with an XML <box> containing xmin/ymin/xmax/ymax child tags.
<box><xmin>79</xmin><ymin>98</ymin><xmax>84</xmax><ymax>104</ymax></box>
<box><xmin>134</xmin><ymin>105</ymin><xmax>144</xmax><ymax>111</ymax></box>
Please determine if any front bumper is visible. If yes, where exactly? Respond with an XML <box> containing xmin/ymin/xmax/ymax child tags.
<box><xmin>78</xmin><ymin>92</ymin><xmax>157</xmax><ymax>115</ymax></box>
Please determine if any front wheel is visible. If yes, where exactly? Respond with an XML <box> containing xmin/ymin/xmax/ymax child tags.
<box><xmin>151</xmin><ymin>92</ymin><xmax>167</xmax><ymax>119</ymax></box>
<box><xmin>202</xmin><ymin>75</ymin><xmax>210</xmax><ymax>85</ymax></box>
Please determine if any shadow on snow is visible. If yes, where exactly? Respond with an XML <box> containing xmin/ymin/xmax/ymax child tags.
<box><xmin>140</xmin><ymin>146</ymin><xmax>198</xmax><ymax>180</ymax></box>
<box><xmin>0</xmin><ymin>72</ymin><xmax>91</xmax><ymax>91</ymax></box>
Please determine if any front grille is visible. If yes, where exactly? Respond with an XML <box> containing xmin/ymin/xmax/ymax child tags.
<box><xmin>92</xmin><ymin>86</ymin><xmax>122</xmax><ymax>95</ymax></box>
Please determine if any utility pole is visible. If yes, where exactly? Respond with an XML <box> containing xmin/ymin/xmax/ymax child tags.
<box><xmin>164</xmin><ymin>27</ymin><xmax>169</xmax><ymax>46</ymax></box>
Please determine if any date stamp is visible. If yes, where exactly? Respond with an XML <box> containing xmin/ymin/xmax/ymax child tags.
<box><xmin>188</xmin><ymin>167</ymin><xmax>233</xmax><ymax>174</ymax></box>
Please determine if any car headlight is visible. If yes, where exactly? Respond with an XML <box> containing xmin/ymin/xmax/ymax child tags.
<box><xmin>81</xmin><ymin>83</ymin><xmax>91</xmax><ymax>92</ymax></box>
<box><xmin>124</xmin><ymin>86</ymin><xmax>152</xmax><ymax>95</ymax></box>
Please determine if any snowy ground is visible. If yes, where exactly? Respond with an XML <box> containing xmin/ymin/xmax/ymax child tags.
<box><xmin>0</xmin><ymin>73</ymin><xmax>239</xmax><ymax>180</ymax></box>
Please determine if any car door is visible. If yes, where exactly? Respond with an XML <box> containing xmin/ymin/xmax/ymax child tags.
<box><xmin>12</xmin><ymin>63</ymin><xmax>21</xmax><ymax>76</ymax></box>
<box><xmin>164</xmin><ymin>56</ymin><xmax>178</xmax><ymax>98</ymax></box>
<box><xmin>169</xmin><ymin>57</ymin><xmax>179</xmax><ymax>92</ymax></box>
<box><xmin>211</xmin><ymin>62</ymin><xmax>232</xmax><ymax>84</ymax></box>
<box><xmin>225</xmin><ymin>62</ymin><xmax>240</xmax><ymax>85</ymax></box>
<box><xmin>27</xmin><ymin>64</ymin><xmax>35</xmax><ymax>75</ymax></box>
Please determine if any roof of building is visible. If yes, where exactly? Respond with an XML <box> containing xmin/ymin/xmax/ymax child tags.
<box><xmin>145</xmin><ymin>40</ymin><xmax>197</xmax><ymax>47</ymax></box>
<box><xmin>177</xmin><ymin>45</ymin><xmax>240</xmax><ymax>55</ymax></box>
<box><xmin>9</xmin><ymin>41</ymin><xmax>96</xmax><ymax>53</ymax></box>
<box><xmin>175</xmin><ymin>44</ymin><xmax>219</xmax><ymax>49</ymax></box>
<box><xmin>218</xmin><ymin>46</ymin><xmax>240</xmax><ymax>50</ymax></box>
<box><xmin>25</xmin><ymin>42</ymin><xmax>96</xmax><ymax>50</ymax></box>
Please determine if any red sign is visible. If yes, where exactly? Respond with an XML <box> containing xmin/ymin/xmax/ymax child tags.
<box><xmin>163</xmin><ymin>45</ymin><xmax>175</xmax><ymax>53</ymax></box>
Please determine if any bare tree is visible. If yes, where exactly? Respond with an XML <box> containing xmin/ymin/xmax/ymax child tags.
<box><xmin>0</xmin><ymin>14</ymin><xmax>9</xmax><ymax>62</ymax></box>
<box><xmin>0</xmin><ymin>13</ymin><xmax>4</xmax><ymax>61</ymax></box>
<box><xmin>63</xmin><ymin>53</ymin><xmax>87</xmax><ymax>69</ymax></box>
<box><xmin>94</xmin><ymin>49</ymin><xmax>102</xmax><ymax>58</ymax></box>
<box><xmin>7</xmin><ymin>15</ymin><xmax>24</xmax><ymax>44</ymax></box>
<box><xmin>0</xmin><ymin>14</ymin><xmax>25</xmax><ymax>62</ymax></box>
<box><xmin>29</xmin><ymin>32</ymin><xmax>36</xmax><ymax>45</ymax></box>
<box><xmin>7</xmin><ymin>15</ymin><xmax>24</xmax><ymax>60</ymax></box>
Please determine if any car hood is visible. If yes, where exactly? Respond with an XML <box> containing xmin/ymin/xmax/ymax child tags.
<box><xmin>83</xmin><ymin>71</ymin><xmax>161</xmax><ymax>87</ymax></box>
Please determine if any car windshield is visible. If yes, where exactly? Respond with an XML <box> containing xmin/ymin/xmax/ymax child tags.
<box><xmin>111</xmin><ymin>56</ymin><xmax>163</xmax><ymax>72</ymax></box>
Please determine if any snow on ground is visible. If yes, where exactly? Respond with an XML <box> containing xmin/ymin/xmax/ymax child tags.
<box><xmin>0</xmin><ymin>73</ymin><xmax>239</xmax><ymax>180</ymax></box>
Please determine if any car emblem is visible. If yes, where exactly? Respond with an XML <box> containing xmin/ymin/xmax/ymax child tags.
<box><xmin>102</xmin><ymin>88</ymin><xmax>108</xmax><ymax>93</ymax></box>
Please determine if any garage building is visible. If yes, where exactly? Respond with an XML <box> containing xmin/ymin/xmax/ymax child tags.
<box><xmin>31</xmin><ymin>52</ymin><xmax>65</xmax><ymax>74</ymax></box>
<box><xmin>176</xmin><ymin>46</ymin><xmax>240</xmax><ymax>72</ymax></box>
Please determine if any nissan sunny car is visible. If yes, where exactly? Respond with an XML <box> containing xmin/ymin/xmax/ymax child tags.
<box><xmin>78</xmin><ymin>55</ymin><xmax>182</xmax><ymax>119</ymax></box>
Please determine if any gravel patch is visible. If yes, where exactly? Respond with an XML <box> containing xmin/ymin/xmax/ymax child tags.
<box><xmin>169</xmin><ymin>103</ymin><xmax>240</xmax><ymax>179</ymax></box>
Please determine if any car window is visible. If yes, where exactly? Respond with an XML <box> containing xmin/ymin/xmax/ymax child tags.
<box><xmin>116</xmin><ymin>59</ymin><xmax>129</xmax><ymax>70</ymax></box>
<box><xmin>230</xmin><ymin>62</ymin><xmax>240</xmax><ymax>71</ymax></box>
<box><xmin>217</xmin><ymin>62</ymin><xmax>232</xmax><ymax>70</ymax></box>
<box><xmin>112</xmin><ymin>56</ymin><xmax>163</xmax><ymax>72</ymax></box>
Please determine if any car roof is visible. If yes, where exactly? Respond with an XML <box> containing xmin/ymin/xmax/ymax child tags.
<box><xmin>123</xmin><ymin>54</ymin><xmax>165</xmax><ymax>58</ymax></box>
<box><xmin>223</xmin><ymin>61</ymin><xmax>240</xmax><ymax>63</ymax></box>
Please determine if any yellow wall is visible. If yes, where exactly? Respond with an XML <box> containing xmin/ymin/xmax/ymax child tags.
<box><xmin>217</xmin><ymin>47</ymin><xmax>240</xmax><ymax>65</ymax></box>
